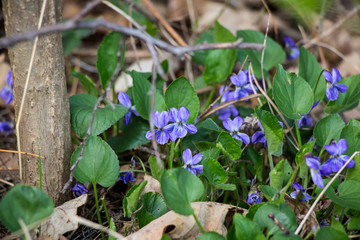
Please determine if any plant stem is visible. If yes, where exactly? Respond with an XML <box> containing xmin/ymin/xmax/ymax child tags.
<box><xmin>278</xmin><ymin>164</ymin><xmax>299</xmax><ymax>203</ymax></box>
<box><xmin>313</xmin><ymin>69</ymin><xmax>325</xmax><ymax>97</ymax></box>
<box><xmin>101</xmin><ymin>197</ymin><xmax>110</xmax><ymax>225</ymax></box>
<box><xmin>268</xmin><ymin>153</ymin><xmax>274</xmax><ymax>170</ymax></box>
<box><xmin>204</xmin><ymin>85</ymin><xmax>217</xmax><ymax>110</ymax></box>
<box><xmin>294</xmin><ymin>121</ymin><xmax>302</xmax><ymax>148</ymax></box>
<box><xmin>135</xmin><ymin>155</ymin><xmax>147</xmax><ymax>172</ymax></box>
<box><xmin>211</xmin><ymin>185</ymin><xmax>216</xmax><ymax>202</ymax></box>
<box><xmin>169</xmin><ymin>140</ymin><xmax>175</xmax><ymax>169</ymax></box>
<box><xmin>192</xmin><ymin>213</ymin><xmax>205</xmax><ymax>233</ymax></box>
<box><xmin>92</xmin><ymin>181</ymin><xmax>105</xmax><ymax>240</ymax></box>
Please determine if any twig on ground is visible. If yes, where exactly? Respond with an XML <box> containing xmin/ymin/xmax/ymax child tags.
<box><xmin>62</xmin><ymin>39</ymin><xmax>124</xmax><ymax>193</ymax></box>
<box><xmin>295</xmin><ymin>151</ymin><xmax>360</xmax><ymax>235</ymax></box>
<box><xmin>268</xmin><ymin>213</ymin><xmax>290</xmax><ymax>235</ymax></box>
<box><xmin>0</xmin><ymin>178</ymin><xmax>14</xmax><ymax>187</ymax></box>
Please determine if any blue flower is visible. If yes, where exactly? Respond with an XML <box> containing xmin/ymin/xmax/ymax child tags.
<box><xmin>290</xmin><ymin>183</ymin><xmax>313</xmax><ymax>201</ymax></box>
<box><xmin>0</xmin><ymin>121</ymin><xmax>13</xmax><ymax>137</ymax></box>
<box><xmin>222</xmin><ymin>116</ymin><xmax>250</xmax><ymax>144</ymax></box>
<box><xmin>247</xmin><ymin>191</ymin><xmax>262</xmax><ymax>205</ymax></box>
<box><xmin>252</xmin><ymin>120</ymin><xmax>283</xmax><ymax>146</ymax></box>
<box><xmin>296</xmin><ymin>101</ymin><xmax>319</xmax><ymax>128</ymax></box>
<box><xmin>72</xmin><ymin>183</ymin><xmax>88</xmax><ymax>196</ymax></box>
<box><xmin>216</xmin><ymin>86</ymin><xmax>238</xmax><ymax>120</ymax></box>
<box><xmin>118</xmin><ymin>92</ymin><xmax>139</xmax><ymax>125</ymax></box>
<box><xmin>320</xmin><ymin>139</ymin><xmax>354</xmax><ymax>175</ymax></box>
<box><xmin>166</xmin><ymin>107</ymin><xmax>197</xmax><ymax>139</ymax></box>
<box><xmin>0</xmin><ymin>70</ymin><xmax>14</xmax><ymax>104</ymax></box>
<box><xmin>146</xmin><ymin>111</ymin><xmax>174</xmax><ymax>145</ymax></box>
<box><xmin>230</xmin><ymin>70</ymin><xmax>256</xmax><ymax>100</ymax></box>
<box><xmin>182</xmin><ymin>148</ymin><xmax>203</xmax><ymax>176</ymax></box>
<box><xmin>119</xmin><ymin>172</ymin><xmax>135</xmax><ymax>184</ymax></box>
<box><xmin>323</xmin><ymin>68</ymin><xmax>347</xmax><ymax>101</ymax></box>
<box><xmin>305</xmin><ymin>155</ymin><xmax>324</xmax><ymax>188</ymax></box>
<box><xmin>284</xmin><ymin>36</ymin><xmax>299</xmax><ymax>60</ymax></box>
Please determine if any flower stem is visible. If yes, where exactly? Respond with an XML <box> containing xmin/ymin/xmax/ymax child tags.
<box><xmin>101</xmin><ymin>197</ymin><xmax>110</xmax><ymax>225</ymax></box>
<box><xmin>294</xmin><ymin>121</ymin><xmax>302</xmax><ymax>148</ymax></box>
<box><xmin>92</xmin><ymin>181</ymin><xmax>105</xmax><ymax>240</ymax></box>
<box><xmin>204</xmin><ymin>85</ymin><xmax>217</xmax><ymax>110</ymax></box>
<box><xmin>313</xmin><ymin>69</ymin><xmax>325</xmax><ymax>97</ymax></box>
<box><xmin>268</xmin><ymin>153</ymin><xmax>274</xmax><ymax>170</ymax></box>
<box><xmin>192</xmin><ymin>213</ymin><xmax>205</xmax><ymax>233</ymax></box>
<box><xmin>278</xmin><ymin>164</ymin><xmax>299</xmax><ymax>203</ymax></box>
<box><xmin>211</xmin><ymin>184</ymin><xmax>216</xmax><ymax>202</ymax></box>
<box><xmin>169</xmin><ymin>140</ymin><xmax>175</xmax><ymax>169</ymax></box>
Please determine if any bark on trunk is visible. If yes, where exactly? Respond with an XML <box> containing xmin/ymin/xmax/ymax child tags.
<box><xmin>2</xmin><ymin>0</ymin><xmax>71</xmax><ymax>205</ymax></box>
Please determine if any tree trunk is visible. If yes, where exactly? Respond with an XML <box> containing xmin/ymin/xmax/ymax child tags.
<box><xmin>2</xmin><ymin>0</ymin><xmax>71</xmax><ymax>205</ymax></box>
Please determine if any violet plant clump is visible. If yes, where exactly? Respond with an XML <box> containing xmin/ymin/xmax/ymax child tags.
<box><xmin>230</xmin><ymin>70</ymin><xmax>256</xmax><ymax>100</ymax></box>
<box><xmin>290</xmin><ymin>183</ymin><xmax>312</xmax><ymax>202</ymax></box>
<box><xmin>222</xmin><ymin>116</ymin><xmax>250</xmax><ymax>144</ymax></box>
<box><xmin>216</xmin><ymin>86</ymin><xmax>238</xmax><ymax>120</ymax></box>
<box><xmin>323</xmin><ymin>68</ymin><xmax>348</xmax><ymax>101</ymax></box>
<box><xmin>182</xmin><ymin>148</ymin><xmax>203</xmax><ymax>176</ymax></box>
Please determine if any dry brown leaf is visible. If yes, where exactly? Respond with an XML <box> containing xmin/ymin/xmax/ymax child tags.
<box><xmin>126</xmin><ymin>201</ymin><xmax>245</xmax><ymax>240</ymax></box>
<box><xmin>142</xmin><ymin>174</ymin><xmax>161</xmax><ymax>195</ymax></box>
<box><xmin>41</xmin><ymin>194</ymin><xmax>87</xmax><ymax>240</ymax></box>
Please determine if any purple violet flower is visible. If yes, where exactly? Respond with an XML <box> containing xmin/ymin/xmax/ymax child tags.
<box><xmin>72</xmin><ymin>183</ymin><xmax>88</xmax><ymax>196</ymax></box>
<box><xmin>230</xmin><ymin>70</ymin><xmax>256</xmax><ymax>100</ymax></box>
<box><xmin>0</xmin><ymin>70</ymin><xmax>14</xmax><ymax>104</ymax></box>
<box><xmin>0</xmin><ymin>121</ymin><xmax>13</xmax><ymax>137</ymax></box>
<box><xmin>323</xmin><ymin>68</ymin><xmax>347</xmax><ymax>101</ymax></box>
<box><xmin>305</xmin><ymin>155</ymin><xmax>324</xmax><ymax>188</ymax></box>
<box><xmin>321</xmin><ymin>139</ymin><xmax>354</xmax><ymax>175</ymax></box>
<box><xmin>247</xmin><ymin>191</ymin><xmax>262</xmax><ymax>205</ymax></box>
<box><xmin>182</xmin><ymin>148</ymin><xmax>203</xmax><ymax>176</ymax></box>
<box><xmin>166</xmin><ymin>107</ymin><xmax>197</xmax><ymax>139</ymax></box>
<box><xmin>284</xmin><ymin>36</ymin><xmax>299</xmax><ymax>60</ymax></box>
<box><xmin>296</xmin><ymin>100</ymin><xmax>319</xmax><ymax>128</ymax></box>
<box><xmin>119</xmin><ymin>172</ymin><xmax>135</xmax><ymax>184</ymax></box>
<box><xmin>252</xmin><ymin>120</ymin><xmax>267</xmax><ymax>146</ymax></box>
<box><xmin>118</xmin><ymin>92</ymin><xmax>139</xmax><ymax>125</ymax></box>
<box><xmin>290</xmin><ymin>183</ymin><xmax>313</xmax><ymax>201</ymax></box>
<box><xmin>216</xmin><ymin>86</ymin><xmax>238</xmax><ymax>120</ymax></box>
<box><xmin>146</xmin><ymin>111</ymin><xmax>174</xmax><ymax>145</ymax></box>
<box><xmin>222</xmin><ymin>116</ymin><xmax>250</xmax><ymax>144</ymax></box>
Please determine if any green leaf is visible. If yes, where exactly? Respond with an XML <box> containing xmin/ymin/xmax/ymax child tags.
<box><xmin>236</xmin><ymin>30</ymin><xmax>285</xmax><ymax>78</ymax></box>
<box><xmin>108</xmin><ymin>118</ymin><xmax>150</xmax><ymax>153</ymax></box>
<box><xmin>243</xmin><ymin>147</ymin><xmax>265</xmax><ymax>183</ymax></box>
<box><xmin>109</xmin><ymin>218</ymin><xmax>116</xmax><ymax>240</ymax></box>
<box><xmin>148</xmin><ymin>155</ymin><xmax>164</xmax><ymax>181</ymax></box>
<box><xmin>340</xmin><ymin>120</ymin><xmax>360</xmax><ymax>156</ymax></box>
<box><xmin>314</xmin><ymin>114</ymin><xmax>345</xmax><ymax>146</ymax></box>
<box><xmin>203</xmin><ymin>158</ymin><xmax>235</xmax><ymax>190</ymax></box>
<box><xmin>253</xmin><ymin>203</ymin><xmax>297</xmax><ymax>236</ymax></box>
<box><xmin>71</xmin><ymin>136</ymin><xmax>120</xmax><ymax>187</ymax></box>
<box><xmin>347</xmin><ymin>216</ymin><xmax>360</xmax><ymax>230</ymax></box>
<box><xmin>0</xmin><ymin>185</ymin><xmax>54</xmax><ymax>232</ymax></box>
<box><xmin>326</xmin><ymin>180</ymin><xmax>360</xmax><ymax>210</ymax></box>
<box><xmin>325</xmin><ymin>74</ymin><xmax>360</xmax><ymax>113</ymax></box>
<box><xmin>192</xmin><ymin>29</ymin><xmax>215</xmax><ymax>66</ymax></box>
<box><xmin>255</xmin><ymin>109</ymin><xmax>284</xmax><ymax>156</ymax></box>
<box><xmin>273</xmin><ymin>65</ymin><xmax>314</xmax><ymax>119</ymax></box>
<box><xmin>295</xmin><ymin>141</ymin><xmax>315</xmax><ymax>179</ymax></box>
<box><xmin>214</xmin><ymin>21</ymin><xmax>236</xmax><ymax>42</ymax></box>
<box><xmin>298</xmin><ymin>47</ymin><xmax>326</xmax><ymax>101</ymax></box>
<box><xmin>203</xmin><ymin>49</ymin><xmax>237</xmax><ymax>85</ymax></box>
<box><xmin>70</xmin><ymin>93</ymin><xmax>127</xmax><ymax>138</ymax></box>
<box><xmin>160</xmin><ymin>168</ymin><xmax>204</xmax><ymax>216</ymax></box>
<box><xmin>71</xmin><ymin>72</ymin><xmax>101</xmax><ymax>96</ymax></box>
<box><xmin>130</xmin><ymin>70</ymin><xmax>166</xmax><ymax>120</ymax></box>
<box><xmin>260</xmin><ymin>185</ymin><xmax>279</xmax><ymax>201</ymax></box>
<box><xmin>346</xmin><ymin>155</ymin><xmax>360</xmax><ymax>182</ymax></box>
<box><xmin>97</xmin><ymin>32</ymin><xmax>122</xmax><ymax>89</ymax></box>
<box><xmin>331</xmin><ymin>217</ymin><xmax>346</xmax><ymax>234</ymax></box>
<box><xmin>62</xmin><ymin>27</ymin><xmax>93</xmax><ymax>55</ymax></box>
<box><xmin>137</xmin><ymin>192</ymin><xmax>168</xmax><ymax>228</ymax></box>
<box><xmin>315</xmin><ymin>226</ymin><xmax>349</xmax><ymax>240</ymax></box>
<box><xmin>199</xmin><ymin>147</ymin><xmax>220</xmax><ymax>159</ymax></box>
<box><xmin>195</xmin><ymin>141</ymin><xmax>217</xmax><ymax>151</ymax></box>
<box><xmin>123</xmin><ymin>181</ymin><xmax>148</xmax><ymax>218</ymax></box>
<box><xmin>197</xmin><ymin>231</ymin><xmax>225</xmax><ymax>240</ymax></box>
<box><xmin>165</xmin><ymin>76</ymin><xmax>200</xmax><ymax>123</ymax></box>
<box><xmin>270</xmin><ymin>159</ymin><xmax>285</xmax><ymax>191</ymax></box>
<box><xmin>196</xmin><ymin>118</ymin><xmax>221</xmax><ymax>132</ymax></box>
<box><xmin>227</xmin><ymin>213</ymin><xmax>266</xmax><ymax>240</ymax></box>
<box><xmin>216</xmin><ymin>132</ymin><xmax>242</xmax><ymax>161</ymax></box>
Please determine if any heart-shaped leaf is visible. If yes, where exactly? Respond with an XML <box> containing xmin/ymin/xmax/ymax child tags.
<box><xmin>137</xmin><ymin>192</ymin><xmax>168</xmax><ymax>228</ymax></box>
<box><xmin>71</xmin><ymin>136</ymin><xmax>120</xmax><ymax>187</ymax></box>
<box><xmin>123</xmin><ymin>181</ymin><xmax>148</xmax><ymax>217</ymax></box>
<box><xmin>203</xmin><ymin>158</ymin><xmax>235</xmax><ymax>190</ymax></box>
<box><xmin>314</xmin><ymin>113</ymin><xmax>345</xmax><ymax>146</ymax></box>
<box><xmin>216</xmin><ymin>132</ymin><xmax>242</xmax><ymax>161</ymax></box>
<box><xmin>70</xmin><ymin>93</ymin><xmax>127</xmax><ymax>138</ymax></box>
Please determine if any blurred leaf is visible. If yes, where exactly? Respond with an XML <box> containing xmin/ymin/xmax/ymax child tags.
<box><xmin>227</xmin><ymin>213</ymin><xmax>265</xmax><ymax>240</ymax></box>
<box><xmin>214</xmin><ymin>21</ymin><xmax>236</xmax><ymax>42</ymax></box>
<box><xmin>196</xmin><ymin>118</ymin><xmax>221</xmax><ymax>132</ymax></box>
<box><xmin>340</xmin><ymin>120</ymin><xmax>360</xmax><ymax>156</ymax></box>
<box><xmin>197</xmin><ymin>231</ymin><xmax>225</xmax><ymax>240</ymax></box>
<box><xmin>137</xmin><ymin>192</ymin><xmax>168</xmax><ymax>228</ymax></box>
<box><xmin>71</xmin><ymin>72</ymin><xmax>101</xmax><ymax>96</ymax></box>
<box><xmin>237</xmin><ymin>30</ymin><xmax>285</xmax><ymax>78</ymax></box>
<box><xmin>195</xmin><ymin>141</ymin><xmax>217</xmax><ymax>151</ymax></box>
<box><xmin>325</xmin><ymin>74</ymin><xmax>360</xmax><ymax>113</ymax></box>
<box><xmin>192</xmin><ymin>29</ymin><xmax>215</xmax><ymax>65</ymax></box>
<box><xmin>326</xmin><ymin>180</ymin><xmax>360</xmax><ymax>210</ymax></box>
<box><xmin>203</xmin><ymin>158</ymin><xmax>235</xmax><ymax>190</ymax></box>
<box><xmin>0</xmin><ymin>185</ymin><xmax>54</xmax><ymax>232</ymax></box>
<box><xmin>123</xmin><ymin>181</ymin><xmax>148</xmax><ymax>218</ymax></box>
<box><xmin>346</xmin><ymin>155</ymin><xmax>360</xmax><ymax>182</ymax></box>
<box><xmin>347</xmin><ymin>216</ymin><xmax>360</xmax><ymax>230</ymax></box>
<box><xmin>148</xmin><ymin>155</ymin><xmax>164</xmax><ymax>181</ymax></box>
<box><xmin>315</xmin><ymin>226</ymin><xmax>349</xmax><ymax>240</ymax></box>
<box><xmin>97</xmin><ymin>32</ymin><xmax>122</xmax><ymax>89</ymax></box>
<box><xmin>260</xmin><ymin>185</ymin><xmax>278</xmax><ymax>201</ymax></box>
<box><xmin>71</xmin><ymin>136</ymin><xmax>119</xmax><ymax>187</ymax></box>
<box><xmin>273</xmin><ymin>65</ymin><xmax>314</xmax><ymax>119</ymax></box>
<box><xmin>296</xmin><ymin>141</ymin><xmax>315</xmax><ymax>179</ymax></box>
<box><xmin>243</xmin><ymin>147</ymin><xmax>265</xmax><ymax>183</ymax></box>
<box><xmin>130</xmin><ymin>70</ymin><xmax>166</xmax><ymax>120</ymax></box>
<box><xmin>165</xmin><ymin>76</ymin><xmax>199</xmax><ymax>123</ymax></box>
<box><xmin>314</xmin><ymin>114</ymin><xmax>345</xmax><ymax>146</ymax></box>
<box><xmin>108</xmin><ymin>118</ymin><xmax>150</xmax><ymax>153</ymax></box>
<box><xmin>216</xmin><ymin>132</ymin><xmax>242</xmax><ymax>161</ymax></box>
<box><xmin>298</xmin><ymin>47</ymin><xmax>326</xmax><ymax>101</ymax></box>
<box><xmin>109</xmin><ymin>218</ymin><xmax>116</xmax><ymax>240</ymax></box>
<box><xmin>199</xmin><ymin>147</ymin><xmax>221</xmax><ymax>159</ymax></box>
<box><xmin>62</xmin><ymin>26</ymin><xmax>92</xmax><ymax>55</ymax></box>
<box><xmin>270</xmin><ymin>159</ymin><xmax>285</xmax><ymax>191</ymax></box>
<box><xmin>69</xmin><ymin>93</ymin><xmax>127</xmax><ymax>138</ymax></box>
<box><xmin>160</xmin><ymin>168</ymin><xmax>204</xmax><ymax>216</ymax></box>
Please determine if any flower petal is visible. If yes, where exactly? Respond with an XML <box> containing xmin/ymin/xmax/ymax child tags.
<box><xmin>169</xmin><ymin>108</ymin><xmax>179</xmax><ymax>122</ymax></box>
<box><xmin>118</xmin><ymin>92</ymin><xmax>132</xmax><ymax>108</ymax></box>
<box><xmin>332</xmin><ymin>68</ymin><xmax>341</xmax><ymax>83</ymax></box>
<box><xmin>326</xmin><ymin>85</ymin><xmax>339</xmax><ymax>101</ymax></box>
<box><xmin>156</xmin><ymin>130</ymin><xmax>169</xmax><ymax>145</ymax></box>
<box><xmin>335</xmin><ymin>83</ymin><xmax>347</xmax><ymax>93</ymax></box>
<box><xmin>145</xmin><ymin>130</ymin><xmax>153</xmax><ymax>140</ymax></box>
<box><xmin>305</xmin><ymin>155</ymin><xmax>321</xmax><ymax>169</ymax></box>
<box><xmin>324</xmin><ymin>142</ymin><xmax>339</xmax><ymax>156</ymax></box>
<box><xmin>323</xmin><ymin>70</ymin><xmax>334</xmax><ymax>84</ymax></box>
<box><xmin>292</xmin><ymin>182</ymin><xmax>303</xmax><ymax>191</ymax></box>
<box><xmin>153</xmin><ymin>111</ymin><xmax>161</xmax><ymax>128</ymax></box>
<box><xmin>251</xmin><ymin>131</ymin><xmax>265</xmax><ymax>144</ymax></box>
<box><xmin>336</xmin><ymin>139</ymin><xmax>348</xmax><ymax>155</ymax></box>
<box><xmin>235</xmin><ymin>88</ymin><xmax>249</xmax><ymax>99</ymax></box>
<box><xmin>123</xmin><ymin>111</ymin><xmax>132</xmax><ymax>125</ymax></box>
<box><xmin>192</xmin><ymin>154</ymin><xmax>203</xmax><ymax>165</ymax></box>
<box><xmin>233</xmin><ymin>116</ymin><xmax>243</xmax><ymax>131</ymax></box>
<box><xmin>222</xmin><ymin>119</ymin><xmax>234</xmax><ymax>132</ymax></box>
<box><xmin>193</xmin><ymin>165</ymin><xmax>203</xmax><ymax>175</ymax></box>
<box><xmin>159</xmin><ymin>111</ymin><xmax>169</xmax><ymax>128</ymax></box>
<box><xmin>182</xmin><ymin>149</ymin><xmax>192</xmax><ymax>164</ymax></box>
<box><xmin>174</xmin><ymin>125</ymin><xmax>188</xmax><ymax>138</ymax></box>
<box><xmin>311</xmin><ymin>169</ymin><xmax>324</xmax><ymax>188</ymax></box>
<box><xmin>319</xmin><ymin>161</ymin><xmax>332</xmax><ymax>176</ymax></box>
<box><xmin>184</xmin><ymin>123</ymin><xmax>197</xmax><ymax>134</ymax></box>
<box><xmin>239</xmin><ymin>132</ymin><xmax>250</xmax><ymax>145</ymax></box>
<box><xmin>178</xmin><ymin>107</ymin><xmax>190</xmax><ymax>122</ymax></box>
<box><xmin>6</xmin><ymin>71</ymin><xmax>13</xmax><ymax>88</ymax></box>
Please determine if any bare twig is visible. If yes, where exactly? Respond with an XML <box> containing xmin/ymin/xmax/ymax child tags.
<box><xmin>268</xmin><ymin>213</ymin><xmax>290</xmax><ymax>235</ymax></box>
<box><xmin>0</xmin><ymin>19</ymin><xmax>263</xmax><ymax>54</ymax></box>
<box><xmin>0</xmin><ymin>178</ymin><xmax>14</xmax><ymax>187</ymax></box>
<box><xmin>73</xmin><ymin>0</ymin><xmax>103</xmax><ymax>23</ymax></box>
<box><xmin>0</xmin><ymin>149</ymin><xmax>45</xmax><ymax>159</ymax></box>
<box><xmin>62</xmin><ymin>39</ymin><xmax>124</xmax><ymax>193</ymax></box>
<box><xmin>136</xmin><ymin>146</ymin><xmax>167</xmax><ymax>159</ymax></box>
<box><xmin>295</xmin><ymin>151</ymin><xmax>360</xmax><ymax>235</ymax></box>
